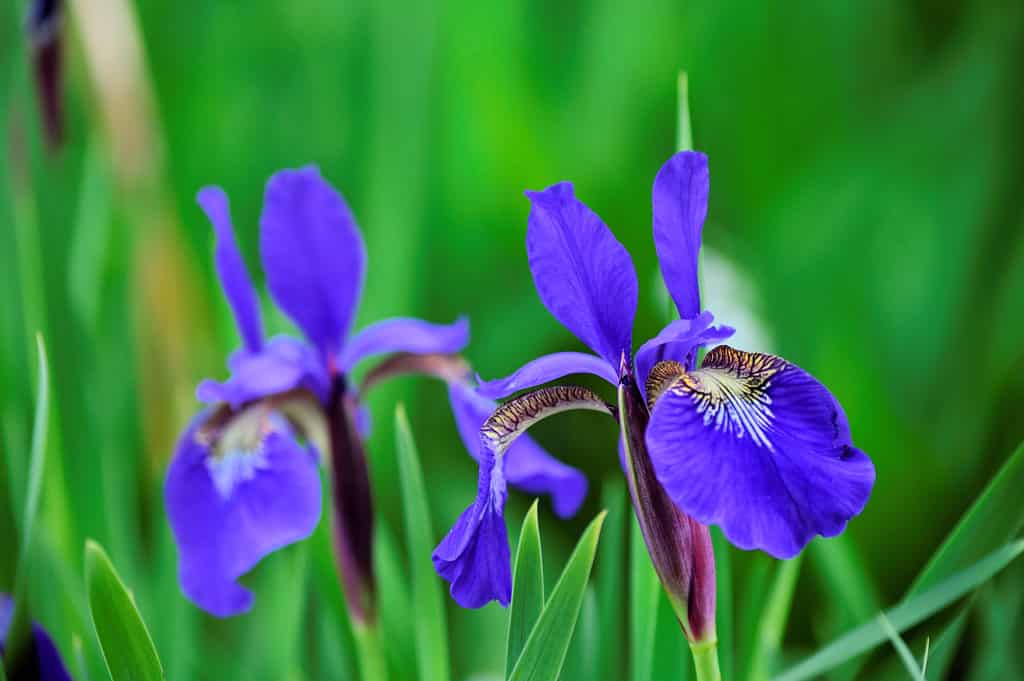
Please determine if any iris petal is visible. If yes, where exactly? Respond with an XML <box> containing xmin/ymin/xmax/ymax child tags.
<box><xmin>432</xmin><ymin>449</ymin><xmax>511</xmax><ymax>608</ymax></box>
<box><xmin>525</xmin><ymin>182</ymin><xmax>638</xmax><ymax>366</ymax></box>
<box><xmin>476</xmin><ymin>351</ymin><xmax>617</xmax><ymax>400</ymax></box>
<box><xmin>260</xmin><ymin>166</ymin><xmax>366</xmax><ymax>359</ymax></box>
<box><xmin>0</xmin><ymin>594</ymin><xmax>73</xmax><ymax>681</ymax></box>
<box><xmin>634</xmin><ymin>312</ymin><xmax>735</xmax><ymax>396</ymax></box>
<box><xmin>652</xmin><ymin>151</ymin><xmax>709</xmax><ymax>319</ymax></box>
<box><xmin>338</xmin><ymin>316</ymin><xmax>470</xmax><ymax>372</ymax></box>
<box><xmin>165</xmin><ymin>410</ymin><xmax>322</xmax><ymax>616</ymax></box>
<box><xmin>197</xmin><ymin>336</ymin><xmax>329</xmax><ymax>408</ymax></box>
<box><xmin>645</xmin><ymin>345</ymin><xmax>875</xmax><ymax>558</ymax></box>
<box><xmin>198</xmin><ymin>186</ymin><xmax>264</xmax><ymax>353</ymax></box>
<box><xmin>448</xmin><ymin>382</ymin><xmax>587</xmax><ymax>518</ymax></box>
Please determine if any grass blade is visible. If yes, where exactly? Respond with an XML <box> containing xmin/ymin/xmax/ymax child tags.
<box><xmin>629</xmin><ymin>514</ymin><xmax>660</xmax><ymax>681</ymax></box>
<box><xmin>748</xmin><ymin>555</ymin><xmax>803</xmax><ymax>681</ymax></box>
<box><xmin>910</xmin><ymin>441</ymin><xmax>1024</xmax><ymax>594</ymax></box>
<box><xmin>877</xmin><ymin>613</ymin><xmax>927</xmax><ymax>681</ymax></box>
<box><xmin>4</xmin><ymin>335</ymin><xmax>50</xmax><ymax>671</ymax></box>
<box><xmin>509</xmin><ymin>511</ymin><xmax>606</xmax><ymax>681</ymax></box>
<box><xmin>85</xmin><ymin>539</ymin><xmax>164</xmax><ymax>681</ymax></box>
<box><xmin>507</xmin><ymin>500</ymin><xmax>545</xmax><ymax>678</ymax></box>
<box><xmin>774</xmin><ymin>540</ymin><xmax>1024</xmax><ymax>681</ymax></box>
<box><xmin>596</xmin><ymin>477</ymin><xmax>626</xmax><ymax>681</ymax></box>
<box><xmin>710</xmin><ymin>527</ymin><xmax>733</xmax><ymax>681</ymax></box>
<box><xmin>394</xmin><ymin>405</ymin><xmax>450</xmax><ymax>681</ymax></box>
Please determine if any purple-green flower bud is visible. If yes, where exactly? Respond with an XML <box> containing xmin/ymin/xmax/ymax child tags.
<box><xmin>618</xmin><ymin>356</ymin><xmax>716</xmax><ymax>644</ymax></box>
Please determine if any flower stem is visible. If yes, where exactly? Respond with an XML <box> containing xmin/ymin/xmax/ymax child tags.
<box><xmin>690</xmin><ymin>638</ymin><xmax>723</xmax><ymax>681</ymax></box>
<box><xmin>352</xmin><ymin>621</ymin><xmax>388</xmax><ymax>681</ymax></box>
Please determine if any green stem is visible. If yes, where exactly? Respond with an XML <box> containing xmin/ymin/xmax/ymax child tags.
<box><xmin>690</xmin><ymin>639</ymin><xmax>723</xmax><ymax>681</ymax></box>
<box><xmin>352</xmin><ymin>621</ymin><xmax>388</xmax><ymax>681</ymax></box>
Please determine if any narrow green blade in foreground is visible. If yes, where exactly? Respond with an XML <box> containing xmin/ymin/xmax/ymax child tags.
<box><xmin>5</xmin><ymin>335</ymin><xmax>51</xmax><ymax>670</ymax></box>
<box><xmin>394</xmin><ymin>405</ymin><xmax>450</xmax><ymax>681</ymax></box>
<box><xmin>507</xmin><ymin>500</ymin><xmax>545</xmax><ymax>678</ymax></box>
<box><xmin>747</xmin><ymin>555</ymin><xmax>803</xmax><ymax>681</ymax></box>
<box><xmin>509</xmin><ymin>512</ymin><xmax>606</xmax><ymax>681</ymax></box>
<box><xmin>773</xmin><ymin>540</ymin><xmax>1024</xmax><ymax>681</ymax></box>
<box><xmin>911</xmin><ymin>441</ymin><xmax>1024</xmax><ymax>594</ymax></box>
<box><xmin>85</xmin><ymin>540</ymin><xmax>164</xmax><ymax>681</ymax></box>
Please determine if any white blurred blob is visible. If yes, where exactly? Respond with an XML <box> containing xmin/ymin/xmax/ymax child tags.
<box><xmin>699</xmin><ymin>246</ymin><xmax>774</xmax><ymax>354</ymax></box>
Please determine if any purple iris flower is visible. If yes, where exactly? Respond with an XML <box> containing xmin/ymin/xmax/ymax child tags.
<box><xmin>165</xmin><ymin>166</ymin><xmax>586</xmax><ymax>621</ymax></box>
<box><xmin>434</xmin><ymin>151</ymin><xmax>875</xmax><ymax>631</ymax></box>
<box><xmin>1</xmin><ymin>594</ymin><xmax>73</xmax><ymax>681</ymax></box>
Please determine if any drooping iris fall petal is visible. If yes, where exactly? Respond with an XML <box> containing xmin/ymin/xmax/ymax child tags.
<box><xmin>432</xmin><ymin>448</ymin><xmax>511</xmax><ymax>608</ymax></box>
<box><xmin>645</xmin><ymin>346</ymin><xmax>875</xmax><ymax>558</ymax></box>
<box><xmin>525</xmin><ymin>182</ymin><xmax>638</xmax><ymax>366</ymax></box>
<box><xmin>165</xmin><ymin>410</ymin><xmax>322</xmax><ymax>617</ymax></box>
<box><xmin>448</xmin><ymin>381</ymin><xmax>587</xmax><ymax>519</ymax></box>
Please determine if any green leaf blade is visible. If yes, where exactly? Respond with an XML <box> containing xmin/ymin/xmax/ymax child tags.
<box><xmin>394</xmin><ymin>406</ymin><xmax>450</xmax><ymax>681</ymax></box>
<box><xmin>910</xmin><ymin>441</ymin><xmax>1024</xmax><ymax>594</ymax></box>
<box><xmin>507</xmin><ymin>500</ymin><xmax>545</xmax><ymax>678</ymax></box>
<box><xmin>85</xmin><ymin>540</ymin><xmax>164</xmax><ymax>681</ymax></box>
<box><xmin>774</xmin><ymin>540</ymin><xmax>1024</xmax><ymax>681</ymax></box>
<box><xmin>509</xmin><ymin>511</ymin><xmax>606</xmax><ymax>681</ymax></box>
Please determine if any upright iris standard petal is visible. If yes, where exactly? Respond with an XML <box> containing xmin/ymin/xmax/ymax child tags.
<box><xmin>199</xmin><ymin>186</ymin><xmax>264</xmax><ymax>352</ymax></box>
<box><xmin>448</xmin><ymin>382</ymin><xmax>587</xmax><ymax>518</ymax></box>
<box><xmin>338</xmin><ymin>316</ymin><xmax>470</xmax><ymax>371</ymax></box>
<box><xmin>525</xmin><ymin>182</ymin><xmax>638</xmax><ymax>365</ymax></box>
<box><xmin>0</xmin><ymin>594</ymin><xmax>73</xmax><ymax>681</ymax></box>
<box><xmin>432</xmin><ymin>444</ymin><xmax>511</xmax><ymax>608</ymax></box>
<box><xmin>165</xmin><ymin>410</ymin><xmax>322</xmax><ymax>617</ymax></box>
<box><xmin>633</xmin><ymin>311</ymin><xmax>735</xmax><ymax>395</ymax></box>
<box><xmin>260</xmin><ymin>166</ymin><xmax>366</xmax><ymax>359</ymax></box>
<box><xmin>196</xmin><ymin>336</ymin><xmax>329</xmax><ymax>408</ymax></box>
<box><xmin>652</xmin><ymin>151</ymin><xmax>709</xmax><ymax>319</ymax></box>
<box><xmin>476</xmin><ymin>351</ymin><xmax>618</xmax><ymax>400</ymax></box>
<box><xmin>646</xmin><ymin>346</ymin><xmax>875</xmax><ymax>558</ymax></box>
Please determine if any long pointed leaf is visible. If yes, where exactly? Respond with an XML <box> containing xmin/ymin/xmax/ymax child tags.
<box><xmin>507</xmin><ymin>500</ymin><xmax>545</xmax><ymax>678</ymax></box>
<box><xmin>773</xmin><ymin>540</ymin><xmax>1024</xmax><ymax>681</ymax></box>
<box><xmin>911</xmin><ymin>441</ymin><xmax>1024</xmax><ymax>594</ymax></box>
<box><xmin>748</xmin><ymin>555</ymin><xmax>802</xmax><ymax>681</ymax></box>
<box><xmin>596</xmin><ymin>477</ymin><xmax>626</xmax><ymax>681</ymax></box>
<box><xmin>85</xmin><ymin>540</ymin><xmax>164</xmax><ymax>681</ymax></box>
<box><xmin>710</xmin><ymin>527</ymin><xmax>733</xmax><ymax>681</ymax></box>
<box><xmin>629</xmin><ymin>515</ymin><xmax>660</xmax><ymax>681</ymax></box>
<box><xmin>509</xmin><ymin>512</ymin><xmax>606</xmax><ymax>681</ymax></box>
<box><xmin>395</xmin><ymin>405</ymin><xmax>450</xmax><ymax>681</ymax></box>
<box><xmin>877</xmin><ymin>613</ymin><xmax>927</xmax><ymax>681</ymax></box>
<box><xmin>5</xmin><ymin>335</ymin><xmax>50</xmax><ymax>670</ymax></box>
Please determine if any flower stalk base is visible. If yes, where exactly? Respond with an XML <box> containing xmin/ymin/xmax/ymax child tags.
<box><xmin>689</xmin><ymin>639</ymin><xmax>722</xmax><ymax>681</ymax></box>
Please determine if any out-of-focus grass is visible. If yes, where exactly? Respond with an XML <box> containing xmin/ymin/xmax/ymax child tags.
<box><xmin>2</xmin><ymin>0</ymin><xmax>1023</xmax><ymax>679</ymax></box>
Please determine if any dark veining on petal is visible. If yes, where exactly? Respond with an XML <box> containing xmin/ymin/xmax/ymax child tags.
<box><xmin>645</xmin><ymin>360</ymin><xmax>686</xmax><ymax>409</ymax></box>
<box><xmin>669</xmin><ymin>345</ymin><xmax>787</xmax><ymax>450</ymax></box>
<box><xmin>481</xmin><ymin>385</ymin><xmax>616</xmax><ymax>456</ymax></box>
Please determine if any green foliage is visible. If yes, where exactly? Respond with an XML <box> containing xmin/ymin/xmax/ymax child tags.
<box><xmin>508</xmin><ymin>512</ymin><xmax>606</xmax><ymax>681</ymax></box>
<box><xmin>395</xmin><ymin>406</ymin><xmax>450</xmax><ymax>681</ymax></box>
<box><xmin>507</xmin><ymin>501</ymin><xmax>545</xmax><ymax>678</ymax></box>
<box><xmin>775</xmin><ymin>541</ymin><xmax>1024</xmax><ymax>681</ymax></box>
<box><xmin>84</xmin><ymin>540</ymin><xmax>164</xmax><ymax>681</ymax></box>
<box><xmin>2</xmin><ymin>0</ymin><xmax>1023</xmax><ymax>678</ymax></box>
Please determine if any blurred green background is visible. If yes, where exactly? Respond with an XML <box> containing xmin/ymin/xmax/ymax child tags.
<box><xmin>2</xmin><ymin>0</ymin><xmax>1023</xmax><ymax>679</ymax></box>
